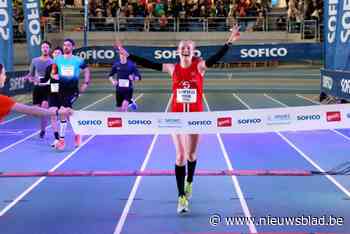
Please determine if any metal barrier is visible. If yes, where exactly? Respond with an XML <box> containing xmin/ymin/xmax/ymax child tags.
<box><xmin>302</xmin><ymin>20</ymin><xmax>318</xmax><ymax>40</ymax></box>
<box><xmin>36</xmin><ymin>13</ymin><xmax>321</xmax><ymax>42</ymax></box>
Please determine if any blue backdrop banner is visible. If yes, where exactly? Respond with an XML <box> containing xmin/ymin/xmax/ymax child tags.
<box><xmin>321</xmin><ymin>69</ymin><xmax>350</xmax><ymax>99</ymax></box>
<box><xmin>322</xmin><ymin>0</ymin><xmax>350</xmax><ymax>99</ymax></box>
<box><xmin>74</xmin><ymin>43</ymin><xmax>322</xmax><ymax>64</ymax></box>
<box><xmin>22</xmin><ymin>0</ymin><xmax>42</xmax><ymax>63</ymax></box>
<box><xmin>0</xmin><ymin>0</ymin><xmax>14</xmax><ymax>71</ymax></box>
<box><xmin>0</xmin><ymin>71</ymin><xmax>32</xmax><ymax>96</ymax></box>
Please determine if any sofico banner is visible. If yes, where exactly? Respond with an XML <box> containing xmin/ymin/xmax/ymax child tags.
<box><xmin>71</xmin><ymin>103</ymin><xmax>350</xmax><ymax>135</ymax></box>
<box><xmin>324</xmin><ymin>0</ymin><xmax>350</xmax><ymax>70</ymax></box>
<box><xmin>0</xmin><ymin>0</ymin><xmax>14</xmax><ymax>71</ymax></box>
<box><xmin>0</xmin><ymin>70</ymin><xmax>32</xmax><ymax>96</ymax></box>
<box><xmin>73</xmin><ymin>43</ymin><xmax>322</xmax><ymax>64</ymax></box>
<box><xmin>321</xmin><ymin>68</ymin><xmax>350</xmax><ymax>99</ymax></box>
<box><xmin>22</xmin><ymin>0</ymin><xmax>42</xmax><ymax>62</ymax></box>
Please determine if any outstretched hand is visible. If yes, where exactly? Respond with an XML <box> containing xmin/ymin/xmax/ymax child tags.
<box><xmin>113</xmin><ymin>39</ymin><xmax>122</xmax><ymax>50</ymax></box>
<box><xmin>227</xmin><ymin>24</ymin><xmax>240</xmax><ymax>44</ymax></box>
<box><xmin>113</xmin><ymin>40</ymin><xmax>129</xmax><ymax>57</ymax></box>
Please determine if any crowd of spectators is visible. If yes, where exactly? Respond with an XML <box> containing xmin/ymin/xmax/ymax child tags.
<box><xmin>12</xmin><ymin>0</ymin><xmax>324</xmax><ymax>35</ymax></box>
<box><xmin>287</xmin><ymin>0</ymin><xmax>323</xmax><ymax>23</ymax></box>
<box><xmin>86</xmin><ymin>0</ymin><xmax>271</xmax><ymax>19</ymax></box>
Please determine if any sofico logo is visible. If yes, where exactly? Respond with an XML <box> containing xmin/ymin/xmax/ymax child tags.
<box><xmin>78</xmin><ymin>120</ymin><xmax>102</xmax><ymax>126</ymax></box>
<box><xmin>128</xmin><ymin>119</ymin><xmax>152</xmax><ymax>125</ymax></box>
<box><xmin>238</xmin><ymin>118</ymin><xmax>261</xmax><ymax>124</ymax></box>
<box><xmin>322</xmin><ymin>75</ymin><xmax>333</xmax><ymax>90</ymax></box>
<box><xmin>77</xmin><ymin>49</ymin><xmax>115</xmax><ymax>60</ymax></box>
<box><xmin>217</xmin><ymin>117</ymin><xmax>232</xmax><ymax>127</ymax></box>
<box><xmin>240</xmin><ymin>48</ymin><xmax>288</xmax><ymax>58</ymax></box>
<box><xmin>341</xmin><ymin>79</ymin><xmax>350</xmax><ymax>94</ymax></box>
<box><xmin>297</xmin><ymin>115</ymin><xmax>321</xmax><ymax>121</ymax></box>
<box><xmin>188</xmin><ymin>120</ymin><xmax>212</xmax><ymax>126</ymax></box>
<box><xmin>154</xmin><ymin>49</ymin><xmax>201</xmax><ymax>59</ymax></box>
<box><xmin>107</xmin><ymin>117</ymin><xmax>122</xmax><ymax>127</ymax></box>
<box><xmin>0</xmin><ymin>0</ymin><xmax>10</xmax><ymax>40</ymax></box>
<box><xmin>326</xmin><ymin>112</ymin><xmax>341</xmax><ymax>122</ymax></box>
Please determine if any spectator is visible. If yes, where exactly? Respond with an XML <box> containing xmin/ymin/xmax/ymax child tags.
<box><xmin>237</xmin><ymin>0</ymin><xmax>248</xmax><ymax>17</ymax></box>
<box><xmin>154</xmin><ymin>0</ymin><xmax>165</xmax><ymax>17</ymax></box>
<box><xmin>276</xmin><ymin>15</ymin><xmax>286</xmax><ymax>30</ymax></box>
<box><xmin>199</xmin><ymin>5</ymin><xmax>208</xmax><ymax>17</ymax></box>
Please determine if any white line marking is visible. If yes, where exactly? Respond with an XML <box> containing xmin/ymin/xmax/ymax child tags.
<box><xmin>263</xmin><ymin>93</ymin><xmax>288</xmax><ymax>107</ymax></box>
<box><xmin>277</xmin><ymin>132</ymin><xmax>350</xmax><ymax>198</ymax></box>
<box><xmin>0</xmin><ymin>94</ymin><xmax>112</xmax><ymax>154</ymax></box>
<box><xmin>0</xmin><ymin>115</ymin><xmax>26</xmax><ymax>125</ymax></box>
<box><xmin>260</xmin><ymin>94</ymin><xmax>350</xmax><ymax>198</ymax></box>
<box><xmin>0</xmin><ymin>135</ymin><xmax>95</xmax><ymax>216</ymax></box>
<box><xmin>0</xmin><ymin>93</ymin><xmax>124</xmax><ymax>216</ymax></box>
<box><xmin>204</xmin><ymin>94</ymin><xmax>257</xmax><ymax>234</ymax></box>
<box><xmin>113</xmin><ymin>94</ymin><xmax>172</xmax><ymax>234</ymax></box>
<box><xmin>295</xmin><ymin>94</ymin><xmax>320</xmax><ymax>105</ymax></box>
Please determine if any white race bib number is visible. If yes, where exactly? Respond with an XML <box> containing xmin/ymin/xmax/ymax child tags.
<box><xmin>61</xmin><ymin>65</ymin><xmax>74</xmax><ymax>77</ymax></box>
<box><xmin>176</xmin><ymin>89</ymin><xmax>197</xmax><ymax>103</ymax></box>
<box><xmin>119</xmin><ymin>79</ymin><xmax>130</xmax><ymax>88</ymax></box>
<box><xmin>51</xmin><ymin>83</ymin><xmax>59</xmax><ymax>93</ymax></box>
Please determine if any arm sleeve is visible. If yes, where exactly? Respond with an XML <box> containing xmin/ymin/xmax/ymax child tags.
<box><xmin>79</xmin><ymin>59</ymin><xmax>88</xmax><ymax>69</ymax></box>
<box><xmin>29</xmin><ymin>62</ymin><xmax>36</xmax><ymax>76</ymax></box>
<box><xmin>108</xmin><ymin>64</ymin><xmax>117</xmax><ymax>77</ymax></box>
<box><xmin>128</xmin><ymin>54</ymin><xmax>163</xmax><ymax>71</ymax></box>
<box><xmin>42</xmin><ymin>64</ymin><xmax>52</xmax><ymax>83</ymax></box>
<box><xmin>205</xmin><ymin>44</ymin><xmax>230</xmax><ymax>68</ymax></box>
<box><xmin>131</xmin><ymin>62</ymin><xmax>142</xmax><ymax>80</ymax></box>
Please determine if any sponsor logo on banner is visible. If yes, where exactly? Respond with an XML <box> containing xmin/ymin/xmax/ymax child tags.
<box><xmin>128</xmin><ymin>119</ymin><xmax>152</xmax><ymax>125</ymax></box>
<box><xmin>154</xmin><ymin>49</ymin><xmax>201</xmax><ymax>59</ymax></box>
<box><xmin>238</xmin><ymin>118</ymin><xmax>262</xmax><ymax>125</ymax></box>
<box><xmin>326</xmin><ymin>112</ymin><xmax>341</xmax><ymax>122</ymax></box>
<box><xmin>217</xmin><ymin>117</ymin><xmax>232</xmax><ymax>127</ymax></box>
<box><xmin>188</xmin><ymin>120</ymin><xmax>212</xmax><ymax>126</ymax></box>
<box><xmin>341</xmin><ymin>79</ymin><xmax>350</xmax><ymax>94</ymax></box>
<box><xmin>158</xmin><ymin>118</ymin><xmax>183</xmax><ymax>128</ymax></box>
<box><xmin>322</xmin><ymin>75</ymin><xmax>333</xmax><ymax>90</ymax></box>
<box><xmin>77</xmin><ymin>49</ymin><xmax>115</xmax><ymax>60</ymax></box>
<box><xmin>0</xmin><ymin>1</ymin><xmax>10</xmax><ymax>41</ymax></box>
<box><xmin>78</xmin><ymin>120</ymin><xmax>103</xmax><ymax>126</ymax></box>
<box><xmin>240</xmin><ymin>48</ymin><xmax>288</xmax><ymax>58</ymax></box>
<box><xmin>267</xmin><ymin>114</ymin><xmax>291</xmax><ymax>125</ymax></box>
<box><xmin>107</xmin><ymin>117</ymin><xmax>122</xmax><ymax>128</ymax></box>
<box><xmin>23</xmin><ymin>0</ymin><xmax>41</xmax><ymax>47</ymax></box>
<box><xmin>9</xmin><ymin>77</ymin><xmax>27</xmax><ymax>91</ymax></box>
<box><xmin>297</xmin><ymin>114</ymin><xmax>321</xmax><ymax>121</ymax></box>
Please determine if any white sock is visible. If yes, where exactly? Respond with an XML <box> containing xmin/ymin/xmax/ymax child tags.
<box><xmin>60</xmin><ymin>120</ymin><xmax>67</xmax><ymax>139</ymax></box>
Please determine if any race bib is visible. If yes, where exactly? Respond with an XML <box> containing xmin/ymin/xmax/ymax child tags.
<box><xmin>176</xmin><ymin>89</ymin><xmax>197</xmax><ymax>103</ymax></box>
<box><xmin>50</xmin><ymin>83</ymin><xmax>59</xmax><ymax>93</ymax></box>
<box><xmin>61</xmin><ymin>65</ymin><xmax>74</xmax><ymax>77</ymax></box>
<box><xmin>119</xmin><ymin>79</ymin><xmax>130</xmax><ymax>88</ymax></box>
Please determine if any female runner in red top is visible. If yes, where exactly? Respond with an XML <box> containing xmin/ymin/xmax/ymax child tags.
<box><xmin>117</xmin><ymin>25</ymin><xmax>240</xmax><ymax>214</ymax></box>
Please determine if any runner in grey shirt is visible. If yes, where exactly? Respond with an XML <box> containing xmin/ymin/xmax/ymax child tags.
<box><xmin>26</xmin><ymin>41</ymin><xmax>53</xmax><ymax>138</ymax></box>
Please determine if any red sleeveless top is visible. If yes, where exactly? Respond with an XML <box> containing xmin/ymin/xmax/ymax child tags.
<box><xmin>171</xmin><ymin>58</ymin><xmax>204</xmax><ymax>112</ymax></box>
